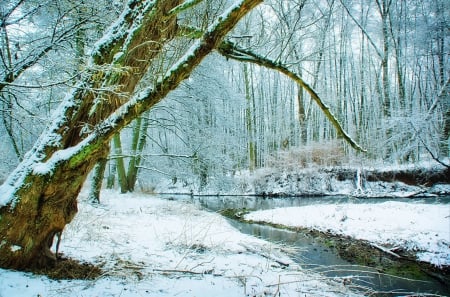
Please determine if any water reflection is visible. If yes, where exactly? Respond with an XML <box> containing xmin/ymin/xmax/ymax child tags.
<box><xmin>190</xmin><ymin>194</ymin><xmax>450</xmax><ymax>212</ymax></box>
<box><xmin>228</xmin><ymin>220</ymin><xmax>449</xmax><ymax>296</ymax></box>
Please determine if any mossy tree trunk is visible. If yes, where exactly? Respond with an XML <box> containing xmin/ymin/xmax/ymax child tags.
<box><xmin>0</xmin><ymin>0</ymin><xmax>262</xmax><ymax>270</ymax></box>
<box><xmin>127</xmin><ymin>113</ymin><xmax>150</xmax><ymax>192</ymax></box>
<box><xmin>88</xmin><ymin>156</ymin><xmax>108</xmax><ymax>203</ymax></box>
<box><xmin>111</xmin><ymin>115</ymin><xmax>148</xmax><ymax>193</ymax></box>
<box><xmin>106</xmin><ymin>160</ymin><xmax>117</xmax><ymax>189</ymax></box>
<box><xmin>113</xmin><ymin>133</ymin><xmax>129</xmax><ymax>193</ymax></box>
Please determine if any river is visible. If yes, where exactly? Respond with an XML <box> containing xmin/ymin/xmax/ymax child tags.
<box><xmin>161</xmin><ymin>194</ymin><xmax>450</xmax><ymax>296</ymax></box>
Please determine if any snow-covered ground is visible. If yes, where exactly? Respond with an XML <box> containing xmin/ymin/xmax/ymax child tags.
<box><xmin>0</xmin><ymin>190</ymin><xmax>360</xmax><ymax>297</ymax></box>
<box><xmin>245</xmin><ymin>201</ymin><xmax>450</xmax><ymax>267</ymax></box>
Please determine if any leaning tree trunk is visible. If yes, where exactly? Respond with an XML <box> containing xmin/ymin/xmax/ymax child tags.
<box><xmin>0</xmin><ymin>0</ymin><xmax>262</xmax><ymax>270</ymax></box>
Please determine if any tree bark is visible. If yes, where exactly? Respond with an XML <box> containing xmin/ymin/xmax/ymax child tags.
<box><xmin>126</xmin><ymin>113</ymin><xmax>150</xmax><ymax>191</ymax></box>
<box><xmin>0</xmin><ymin>0</ymin><xmax>262</xmax><ymax>270</ymax></box>
<box><xmin>88</xmin><ymin>157</ymin><xmax>108</xmax><ymax>203</ymax></box>
<box><xmin>243</xmin><ymin>63</ymin><xmax>257</xmax><ymax>171</ymax></box>
<box><xmin>113</xmin><ymin>133</ymin><xmax>129</xmax><ymax>193</ymax></box>
<box><xmin>106</xmin><ymin>159</ymin><xmax>116</xmax><ymax>189</ymax></box>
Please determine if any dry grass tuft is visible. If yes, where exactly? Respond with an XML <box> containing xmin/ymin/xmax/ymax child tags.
<box><xmin>31</xmin><ymin>256</ymin><xmax>103</xmax><ymax>280</ymax></box>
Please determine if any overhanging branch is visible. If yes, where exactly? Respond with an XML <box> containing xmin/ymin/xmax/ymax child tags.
<box><xmin>64</xmin><ymin>0</ymin><xmax>263</xmax><ymax>169</ymax></box>
<box><xmin>217</xmin><ymin>40</ymin><xmax>366</xmax><ymax>152</ymax></box>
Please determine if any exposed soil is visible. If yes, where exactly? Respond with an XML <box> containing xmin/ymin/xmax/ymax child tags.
<box><xmin>329</xmin><ymin>166</ymin><xmax>450</xmax><ymax>187</ymax></box>
<box><xmin>307</xmin><ymin>229</ymin><xmax>450</xmax><ymax>285</ymax></box>
<box><xmin>29</xmin><ymin>256</ymin><xmax>103</xmax><ymax>280</ymax></box>
<box><xmin>220</xmin><ymin>208</ymin><xmax>450</xmax><ymax>287</ymax></box>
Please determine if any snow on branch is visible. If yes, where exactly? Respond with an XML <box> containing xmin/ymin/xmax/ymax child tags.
<box><xmin>0</xmin><ymin>0</ymin><xmax>261</xmax><ymax>203</ymax></box>
<box><xmin>409</xmin><ymin>122</ymin><xmax>449</xmax><ymax>169</ymax></box>
<box><xmin>91</xmin><ymin>0</ymin><xmax>156</xmax><ymax>64</ymax></box>
<box><xmin>0</xmin><ymin>0</ymin><xmax>262</xmax><ymax>208</ymax></box>
<box><xmin>168</xmin><ymin>0</ymin><xmax>204</xmax><ymax>16</ymax></box>
<box><xmin>94</xmin><ymin>0</ymin><xmax>263</xmax><ymax>140</ymax></box>
<box><xmin>108</xmin><ymin>153</ymin><xmax>194</xmax><ymax>159</ymax></box>
<box><xmin>217</xmin><ymin>40</ymin><xmax>366</xmax><ymax>152</ymax></box>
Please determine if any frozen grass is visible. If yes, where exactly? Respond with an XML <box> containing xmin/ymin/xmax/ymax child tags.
<box><xmin>0</xmin><ymin>189</ymin><xmax>361</xmax><ymax>297</ymax></box>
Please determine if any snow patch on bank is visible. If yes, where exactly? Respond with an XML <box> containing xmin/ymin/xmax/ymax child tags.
<box><xmin>245</xmin><ymin>201</ymin><xmax>450</xmax><ymax>267</ymax></box>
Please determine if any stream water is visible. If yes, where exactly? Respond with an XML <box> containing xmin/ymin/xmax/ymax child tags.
<box><xmin>164</xmin><ymin>194</ymin><xmax>450</xmax><ymax>296</ymax></box>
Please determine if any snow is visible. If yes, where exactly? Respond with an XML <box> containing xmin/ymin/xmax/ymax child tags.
<box><xmin>0</xmin><ymin>184</ymin><xmax>15</xmax><ymax>207</ymax></box>
<box><xmin>161</xmin><ymin>0</ymin><xmax>261</xmax><ymax>83</ymax></box>
<box><xmin>0</xmin><ymin>189</ymin><xmax>359</xmax><ymax>297</ymax></box>
<box><xmin>245</xmin><ymin>201</ymin><xmax>450</xmax><ymax>267</ymax></box>
<box><xmin>0</xmin><ymin>85</ymin><xmax>83</xmax><ymax>207</ymax></box>
<box><xmin>168</xmin><ymin>0</ymin><xmax>202</xmax><ymax>15</ymax></box>
<box><xmin>10</xmin><ymin>245</ymin><xmax>22</xmax><ymax>252</ymax></box>
<box><xmin>90</xmin><ymin>0</ymin><xmax>133</xmax><ymax>58</ymax></box>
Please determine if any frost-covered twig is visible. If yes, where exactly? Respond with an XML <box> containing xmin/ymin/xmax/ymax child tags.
<box><xmin>0</xmin><ymin>72</ymin><xmax>81</xmax><ymax>89</ymax></box>
<box><xmin>240</xmin><ymin>243</ymin><xmax>291</xmax><ymax>267</ymax></box>
<box><xmin>369</xmin><ymin>243</ymin><xmax>401</xmax><ymax>258</ymax></box>
<box><xmin>409</xmin><ymin>123</ymin><xmax>449</xmax><ymax>169</ymax></box>
<box><xmin>108</xmin><ymin>153</ymin><xmax>194</xmax><ymax>159</ymax></box>
<box><xmin>153</xmin><ymin>268</ymin><xmax>217</xmax><ymax>275</ymax></box>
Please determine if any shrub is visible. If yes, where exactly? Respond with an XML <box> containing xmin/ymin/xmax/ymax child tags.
<box><xmin>267</xmin><ymin>141</ymin><xmax>346</xmax><ymax>170</ymax></box>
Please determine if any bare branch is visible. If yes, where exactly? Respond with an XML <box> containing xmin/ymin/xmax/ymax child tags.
<box><xmin>409</xmin><ymin>122</ymin><xmax>449</xmax><ymax>169</ymax></box>
<box><xmin>339</xmin><ymin>0</ymin><xmax>383</xmax><ymax>58</ymax></box>
<box><xmin>217</xmin><ymin>40</ymin><xmax>367</xmax><ymax>152</ymax></box>
<box><xmin>0</xmin><ymin>0</ymin><xmax>26</xmax><ymax>27</ymax></box>
<box><xmin>0</xmin><ymin>73</ymin><xmax>81</xmax><ymax>89</ymax></box>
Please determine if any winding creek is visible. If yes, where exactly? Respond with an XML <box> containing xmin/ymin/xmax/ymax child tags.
<box><xmin>163</xmin><ymin>194</ymin><xmax>450</xmax><ymax>296</ymax></box>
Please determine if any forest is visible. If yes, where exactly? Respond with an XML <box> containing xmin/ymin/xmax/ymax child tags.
<box><xmin>0</xmin><ymin>0</ymin><xmax>449</xmax><ymax>296</ymax></box>
<box><xmin>1</xmin><ymin>0</ymin><xmax>448</xmax><ymax>195</ymax></box>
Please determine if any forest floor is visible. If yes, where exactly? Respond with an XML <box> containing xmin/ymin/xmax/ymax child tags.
<box><xmin>0</xmin><ymin>189</ymin><xmax>362</xmax><ymax>297</ymax></box>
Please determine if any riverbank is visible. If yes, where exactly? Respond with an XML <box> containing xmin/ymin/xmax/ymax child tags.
<box><xmin>153</xmin><ymin>161</ymin><xmax>450</xmax><ymax>198</ymax></box>
<box><xmin>245</xmin><ymin>201</ymin><xmax>450</xmax><ymax>267</ymax></box>
<box><xmin>0</xmin><ymin>190</ymin><xmax>361</xmax><ymax>297</ymax></box>
<box><xmin>241</xmin><ymin>201</ymin><xmax>450</xmax><ymax>289</ymax></box>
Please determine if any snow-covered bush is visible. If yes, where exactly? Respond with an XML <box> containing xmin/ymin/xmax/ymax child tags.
<box><xmin>266</xmin><ymin>141</ymin><xmax>347</xmax><ymax>170</ymax></box>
